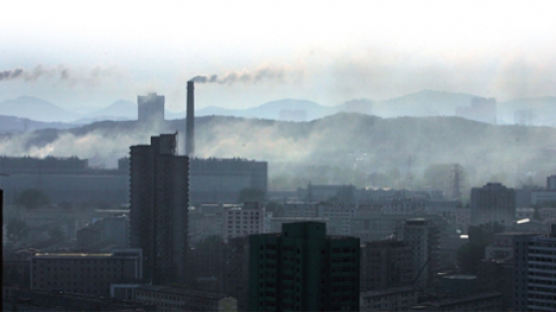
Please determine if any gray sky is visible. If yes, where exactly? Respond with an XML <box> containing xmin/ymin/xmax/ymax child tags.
<box><xmin>1</xmin><ymin>0</ymin><xmax>555</xmax><ymax>112</ymax></box>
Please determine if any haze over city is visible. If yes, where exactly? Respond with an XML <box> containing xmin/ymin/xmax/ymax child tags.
<box><xmin>2</xmin><ymin>1</ymin><xmax>556</xmax><ymax>312</ymax></box>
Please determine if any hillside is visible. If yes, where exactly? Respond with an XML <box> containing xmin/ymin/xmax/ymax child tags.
<box><xmin>0</xmin><ymin>113</ymin><xmax>554</xmax><ymax>191</ymax></box>
<box><xmin>0</xmin><ymin>115</ymin><xmax>77</xmax><ymax>133</ymax></box>
<box><xmin>0</xmin><ymin>96</ymin><xmax>79</xmax><ymax>122</ymax></box>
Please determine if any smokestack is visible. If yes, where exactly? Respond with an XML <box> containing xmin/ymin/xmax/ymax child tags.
<box><xmin>186</xmin><ymin>80</ymin><xmax>195</xmax><ymax>156</ymax></box>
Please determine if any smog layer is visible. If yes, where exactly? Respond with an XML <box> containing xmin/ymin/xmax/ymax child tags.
<box><xmin>0</xmin><ymin>113</ymin><xmax>554</xmax><ymax>194</ymax></box>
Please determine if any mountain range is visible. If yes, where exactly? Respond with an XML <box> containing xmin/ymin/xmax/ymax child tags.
<box><xmin>0</xmin><ymin>91</ymin><xmax>555</xmax><ymax>131</ymax></box>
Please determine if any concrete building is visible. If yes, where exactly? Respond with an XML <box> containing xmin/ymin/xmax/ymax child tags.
<box><xmin>316</xmin><ymin>201</ymin><xmax>354</xmax><ymax>235</ymax></box>
<box><xmin>402</xmin><ymin>218</ymin><xmax>439</xmax><ymax>289</ymax></box>
<box><xmin>129</xmin><ymin>133</ymin><xmax>189</xmax><ymax>284</ymax></box>
<box><xmin>134</xmin><ymin>285</ymin><xmax>237</xmax><ymax>312</ymax></box>
<box><xmin>514</xmin><ymin>225</ymin><xmax>556</xmax><ymax>312</ymax></box>
<box><xmin>267</xmin><ymin>216</ymin><xmax>329</xmax><ymax>234</ymax></box>
<box><xmin>471</xmin><ymin>183</ymin><xmax>516</xmax><ymax>226</ymax></box>
<box><xmin>411</xmin><ymin>292</ymin><xmax>502</xmax><ymax>311</ymax></box>
<box><xmin>223</xmin><ymin>202</ymin><xmax>264</xmax><ymax>242</ymax></box>
<box><xmin>138</xmin><ymin>92</ymin><xmax>164</xmax><ymax>123</ymax></box>
<box><xmin>298</xmin><ymin>183</ymin><xmax>356</xmax><ymax>203</ymax></box>
<box><xmin>0</xmin><ymin>156</ymin><xmax>128</xmax><ymax>205</ymax></box>
<box><xmin>0</xmin><ymin>155</ymin><xmax>267</xmax><ymax>206</ymax></box>
<box><xmin>360</xmin><ymin>287</ymin><xmax>418</xmax><ymax>312</ymax></box>
<box><xmin>277</xmin><ymin>201</ymin><xmax>318</xmax><ymax>218</ymax></box>
<box><xmin>484</xmin><ymin>232</ymin><xmax>537</xmax><ymax>261</ymax></box>
<box><xmin>5</xmin><ymin>288</ymin><xmax>154</xmax><ymax>311</ymax></box>
<box><xmin>352</xmin><ymin>213</ymin><xmax>406</xmax><ymax>242</ymax></box>
<box><xmin>531</xmin><ymin>191</ymin><xmax>556</xmax><ymax>206</ymax></box>
<box><xmin>360</xmin><ymin>240</ymin><xmax>413</xmax><ymax>291</ymax></box>
<box><xmin>30</xmin><ymin>249</ymin><xmax>142</xmax><ymax>297</ymax></box>
<box><xmin>248</xmin><ymin>222</ymin><xmax>360</xmax><ymax>312</ymax></box>
<box><xmin>190</xmin><ymin>157</ymin><xmax>268</xmax><ymax>204</ymax></box>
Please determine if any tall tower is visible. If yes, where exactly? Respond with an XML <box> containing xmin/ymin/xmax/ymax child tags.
<box><xmin>186</xmin><ymin>81</ymin><xmax>195</xmax><ymax>156</ymax></box>
<box><xmin>129</xmin><ymin>133</ymin><xmax>189</xmax><ymax>284</ymax></box>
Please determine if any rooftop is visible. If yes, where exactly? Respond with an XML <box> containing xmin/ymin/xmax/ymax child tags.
<box><xmin>137</xmin><ymin>285</ymin><xmax>227</xmax><ymax>300</ymax></box>
<box><xmin>34</xmin><ymin>252</ymin><xmax>113</xmax><ymax>258</ymax></box>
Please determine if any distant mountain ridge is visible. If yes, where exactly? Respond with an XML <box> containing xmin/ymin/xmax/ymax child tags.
<box><xmin>0</xmin><ymin>115</ymin><xmax>77</xmax><ymax>133</ymax></box>
<box><xmin>0</xmin><ymin>96</ymin><xmax>80</xmax><ymax>122</ymax></box>
<box><xmin>197</xmin><ymin>98</ymin><xmax>337</xmax><ymax>120</ymax></box>
<box><xmin>2</xmin><ymin>91</ymin><xmax>555</xmax><ymax>126</ymax></box>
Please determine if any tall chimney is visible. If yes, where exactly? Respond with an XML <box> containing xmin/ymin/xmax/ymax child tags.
<box><xmin>186</xmin><ymin>81</ymin><xmax>195</xmax><ymax>156</ymax></box>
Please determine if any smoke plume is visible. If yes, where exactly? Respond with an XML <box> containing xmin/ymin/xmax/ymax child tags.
<box><xmin>191</xmin><ymin>67</ymin><xmax>285</xmax><ymax>85</ymax></box>
<box><xmin>0</xmin><ymin>69</ymin><xmax>24</xmax><ymax>81</ymax></box>
<box><xmin>1</xmin><ymin>114</ymin><xmax>555</xmax><ymax>194</ymax></box>
<box><xmin>0</xmin><ymin>65</ymin><xmax>117</xmax><ymax>84</ymax></box>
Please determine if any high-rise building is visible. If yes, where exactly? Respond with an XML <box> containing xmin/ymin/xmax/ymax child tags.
<box><xmin>360</xmin><ymin>240</ymin><xmax>414</xmax><ymax>291</ymax></box>
<box><xmin>471</xmin><ymin>183</ymin><xmax>516</xmax><ymax>226</ymax></box>
<box><xmin>513</xmin><ymin>225</ymin><xmax>556</xmax><ymax>312</ymax></box>
<box><xmin>248</xmin><ymin>222</ymin><xmax>360</xmax><ymax>312</ymax></box>
<box><xmin>137</xmin><ymin>92</ymin><xmax>165</xmax><ymax>123</ymax></box>
<box><xmin>402</xmin><ymin>218</ymin><xmax>439</xmax><ymax>289</ymax></box>
<box><xmin>129</xmin><ymin>133</ymin><xmax>189</xmax><ymax>284</ymax></box>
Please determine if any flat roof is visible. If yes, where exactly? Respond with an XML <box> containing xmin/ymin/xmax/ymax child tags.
<box><xmin>137</xmin><ymin>285</ymin><xmax>227</xmax><ymax>299</ymax></box>
<box><xmin>34</xmin><ymin>253</ymin><xmax>113</xmax><ymax>258</ymax></box>
<box><xmin>361</xmin><ymin>286</ymin><xmax>416</xmax><ymax>297</ymax></box>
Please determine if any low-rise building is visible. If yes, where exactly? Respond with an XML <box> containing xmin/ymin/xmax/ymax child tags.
<box><xmin>30</xmin><ymin>249</ymin><xmax>142</xmax><ymax>297</ymax></box>
<box><xmin>411</xmin><ymin>292</ymin><xmax>502</xmax><ymax>311</ymax></box>
<box><xmin>134</xmin><ymin>285</ymin><xmax>237</xmax><ymax>312</ymax></box>
<box><xmin>360</xmin><ymin>287</ymin><xmax>418</xmax><ymax>312</ymax></box>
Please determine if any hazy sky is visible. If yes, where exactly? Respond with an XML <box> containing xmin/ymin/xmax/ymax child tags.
<box><xmin>1</xmin><ymin>0</ymin><xmax>555</xmax><ymax>112</ymax></box>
